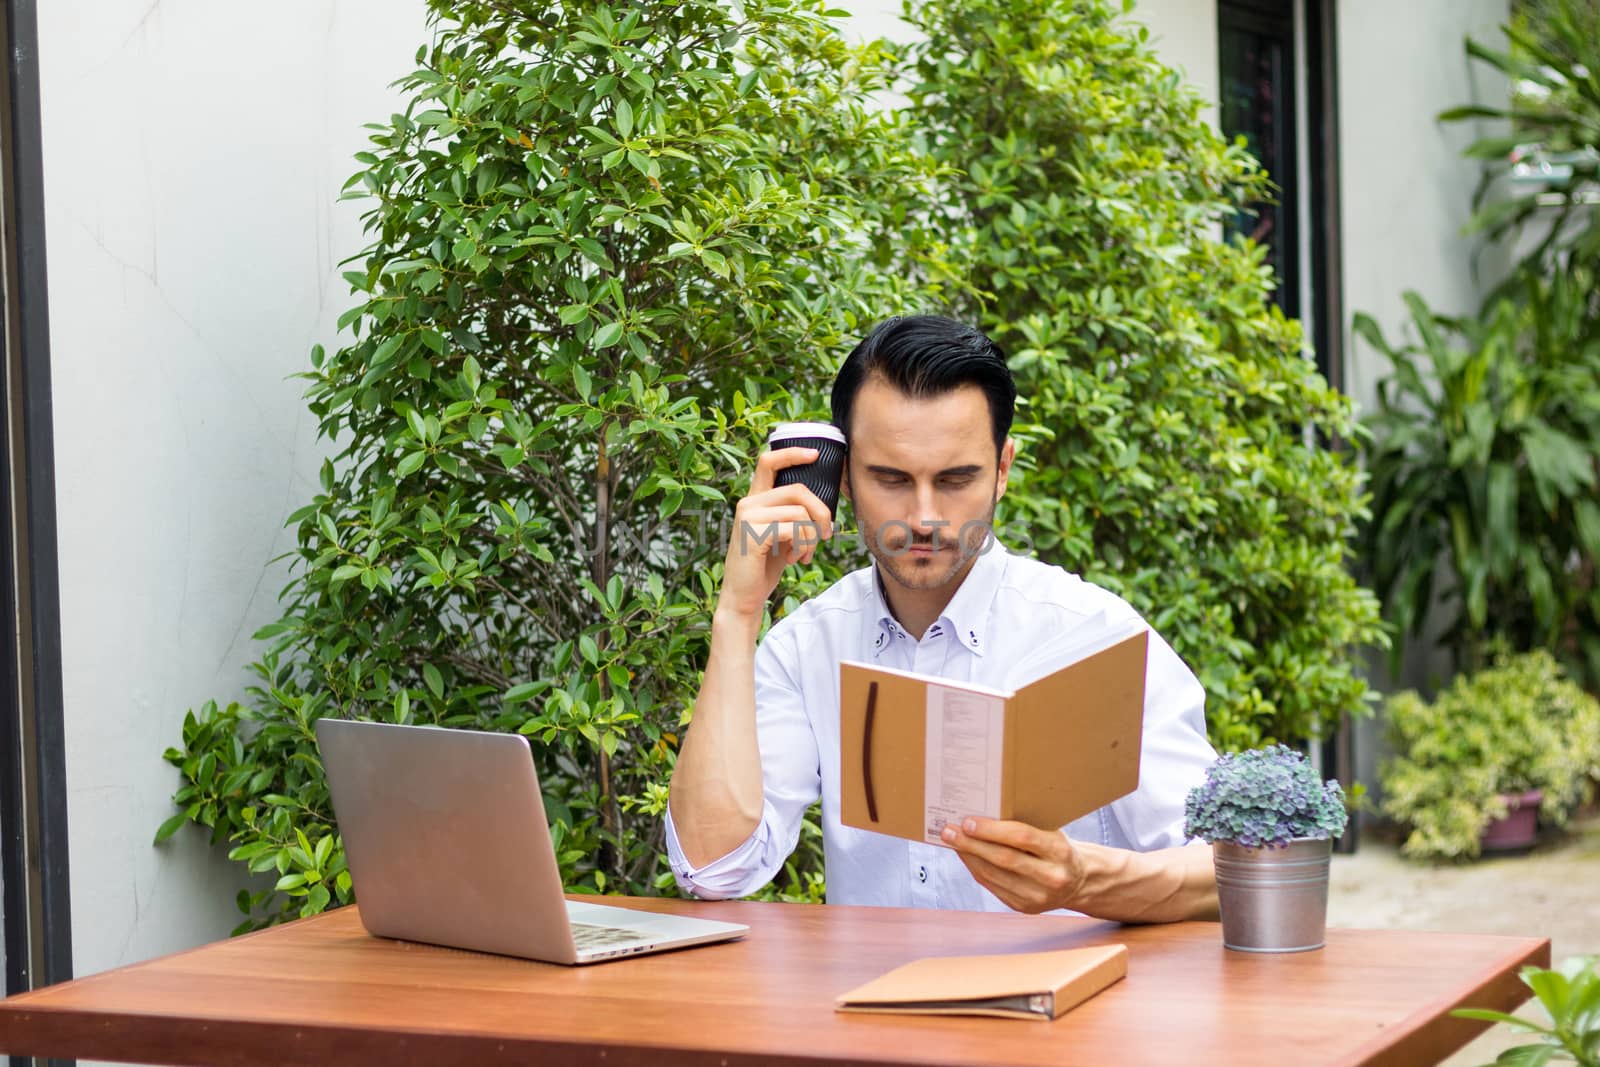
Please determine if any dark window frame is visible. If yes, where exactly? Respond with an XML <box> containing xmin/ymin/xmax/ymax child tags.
<box><xmin>1</xmin><ymin>0</ymin><xmax>74</xmax><ymax>1057</ymax></box>
<box><xmin>1218</xmin><ymin>0</ymin><xmax>1353</xmax><ymax>850</ymax></box>
<box><xmin>1217</xmin><ymin>0</ymin><xmax>1345</xmax><ymax>392</ymax></box>
<box><xmin>1304</xmin><ymin>0</ymin><xmax>1345</xmax><ymax>394</ymax></box>
<box><xmin>1218</xmin><ymin>0</ymin><xmax>1303</xmax><ymax>323</ymax></box>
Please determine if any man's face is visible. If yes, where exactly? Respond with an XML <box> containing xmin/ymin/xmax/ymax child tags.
<box><xmin>842</xmin><ymin>375</ymin><xmax>1014</xmax><ymax>594</ymax></box>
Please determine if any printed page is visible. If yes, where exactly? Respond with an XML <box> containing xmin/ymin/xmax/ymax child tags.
<box><xmin>923</xmin><ymin>683</ymin><xmax>1005</xmax><ymax>846</ymax></box>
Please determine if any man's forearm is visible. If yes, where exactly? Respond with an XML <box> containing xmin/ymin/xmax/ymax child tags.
<box><xmin>667</xmin><ymin>609</ymin><xmax>767</xmax><ymax>867</ymax></box>
<box><xmin>1069</xmin><ymin>841</ymin><xmax>1218</xmax><ymax>924</ymax></box>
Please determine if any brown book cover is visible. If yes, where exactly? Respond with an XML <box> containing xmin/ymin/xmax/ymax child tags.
<box><xmin>838</xmin><ymin>624</ymin><xmax>1148</xmax><ymax>844</ymax></box>
<box><xmin>835</xmin><ymin>944</ymin><xmax>1129</xmax><ymax>1021</ymax></box>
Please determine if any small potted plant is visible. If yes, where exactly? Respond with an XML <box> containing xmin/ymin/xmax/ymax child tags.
<box><xmin>1184</xmin><ymin>744</ymin><xmax>1349</xmax><ymax>953</ymax></box>
<box><xmin>1381</xmin><ymin>649</ymin><xmax>1600</xmax><ymax>861</ymax></box>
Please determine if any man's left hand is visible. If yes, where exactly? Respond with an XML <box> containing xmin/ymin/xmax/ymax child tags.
<box><xmin>940</xmin><ymin>817</ymin><xmax>1086</xmax><ymax>914</ymax></box>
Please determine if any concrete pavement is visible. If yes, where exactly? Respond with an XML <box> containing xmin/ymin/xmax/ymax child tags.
<box><xmin>1326</xmin><ymin>811</ymin><xmax>1600</xmax><ymax>1065</ymax></box>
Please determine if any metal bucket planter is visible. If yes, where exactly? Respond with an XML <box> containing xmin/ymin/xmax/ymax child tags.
<box><xmin>1213</xmin><ymin>838</ymin><xmax>1332</xmax><ymax>953</ymax></box>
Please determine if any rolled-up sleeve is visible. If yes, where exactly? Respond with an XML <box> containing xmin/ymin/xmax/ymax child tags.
<box><xmin>665</xmin><ymin>622</ymin><xmax>822</xmax><ymax>899</ymax></box>
<box><xmin>1106</xmin><ymin>627</ymin><xmax>1216</xmax><ymax>851</ymax></box>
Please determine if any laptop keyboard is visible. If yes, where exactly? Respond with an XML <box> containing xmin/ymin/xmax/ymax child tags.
<box><xmin>571</xmin><ymin>922</ymin><xmax>652</xmax><ymax>949</ymax></box>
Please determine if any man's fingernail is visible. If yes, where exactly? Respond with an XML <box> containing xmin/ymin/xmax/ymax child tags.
<box><xmin>941</xmin><ymin>826</ymin><xmax>957</xmax><ymax>843</ymax></box>
<box><xmin>963</xmin><ymin>818</ymin><xmax>977</xmax><ymax>834</ymax></box>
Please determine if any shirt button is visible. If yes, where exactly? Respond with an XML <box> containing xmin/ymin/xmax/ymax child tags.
<box><xmin>917</xmin><ymin>865</ymin><xmax>928</xmax><ymax>883</ymax></box>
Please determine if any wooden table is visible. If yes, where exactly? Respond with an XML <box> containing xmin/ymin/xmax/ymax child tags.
<box><xmin>0</xmin><ymin>896</ymin><xmax>1547</xmax><ymax>1066</ymax></box>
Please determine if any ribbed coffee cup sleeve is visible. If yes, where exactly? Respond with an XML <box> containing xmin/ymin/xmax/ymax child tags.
<box><xmin>770</xmin><ymin>436</ymin><xmax>846</xmax><ymax>519</ymax></box>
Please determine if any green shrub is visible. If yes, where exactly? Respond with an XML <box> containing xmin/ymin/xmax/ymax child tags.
<box><xmin>159</xmin><ymin>0</ymin><xmax>1390</xmax><ymax>927</ymax></box>
<box><xmin>157</xmin><ymin>0</ymin><xmax>926</xmax><ymax>929</ymax></box>
<box><xmin>901</xmin><ymin>0</ymin><xmax>1385</xmax><ymax>749</ymax></box>
<box><xmin>1381</xmin><ymin>649</ymin><xmax>1600</xmax><ymax>860</ymax></box>
<box><xmin>1364</xmin><ymin>0</ymin><xmax>1600</xmax><ymax>685</ymax></box>
<box><xmin>1358</xmin><ymin>287</ymin><xmax>1600</xmax><ymax>681</ymax></box>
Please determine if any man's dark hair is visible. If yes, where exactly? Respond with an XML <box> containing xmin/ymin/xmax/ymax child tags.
<box><xmin>830</xmin><ymin>315</ymin><xmax>1016</xmax><ymax>454</ymax></box>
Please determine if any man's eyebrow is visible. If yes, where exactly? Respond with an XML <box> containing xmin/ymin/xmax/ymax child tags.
<box><xmin>863</xmin><ymin>464</ymin><xmax>984</xmax><ymax>477</ymax></box>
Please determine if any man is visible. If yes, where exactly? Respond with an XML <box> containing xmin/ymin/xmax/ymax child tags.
<box><xmin>666</xmin><ymin>315</ymin><xmax>1219</xmax><ymax>921</ymax></box>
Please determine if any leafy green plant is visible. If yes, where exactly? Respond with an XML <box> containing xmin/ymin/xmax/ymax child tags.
<box><xmin>901</xmin><ymin>0</ymin><xmax>1385</xmax><ymax>750</ymax></box>
<box><xmin>1441</xmin><ymin>0</ymin><xmax>1600</xmax><ymax>296</ymax></box>
<box><xmin>1363</xmin><ymin>0</ymin><xmax>1600</xmax><ymax>686</ymax></box>
<box><xmin>159</xmin><ymin>0</ymin><xmax>1395</xmax><ymax>929</ymax></box>
<box><xmin>1358</xmin><ymin>286</ymin><xmax>1600</xmax><ymax>683</ymax></box>
<box><xmin>1183</xmin><ymin>745</ymin><xmax>1348</xmax><ymax>848</ymax></box>
<box><xmin>1454</xmin><ymin>955</ymin><xmax>1600</xmax><ymax>1067</ymax></box>
<box><xmin>156</xmin><ymin>0</ymin><xmax>927</xmax><ymax>929</ymax></box>
<box><xmin>1381</xmin><ymin>649</ymin><xmax>1600</xmax><ymax>860</ymax></box>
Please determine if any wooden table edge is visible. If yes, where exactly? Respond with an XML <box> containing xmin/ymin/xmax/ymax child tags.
<box><xmin>0</xmin><ymin>909</ymin><xmax>1560</xmax><ymax>1067</ymax></box>
<box><xmin>1333</xmin><ymin>934</ymin><xmax>1551</xmax><ymax>1067</ymax></box>
<box><xmin>0</xmin><ymin>1002</ymin><xmax>905</xmax><ymax>1067</ymax></box>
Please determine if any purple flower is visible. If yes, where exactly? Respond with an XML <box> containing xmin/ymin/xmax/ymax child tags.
<box><xmin>1184</xmin><ymin>745</ymin><xmax>1348</xmax><ymax>848</ymax></box>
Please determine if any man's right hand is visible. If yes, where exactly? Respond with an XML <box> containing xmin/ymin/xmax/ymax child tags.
<box><xmin>717</xmin><ymin>447</ymin><xmax>836</xmax><ymax>621</ymax></box>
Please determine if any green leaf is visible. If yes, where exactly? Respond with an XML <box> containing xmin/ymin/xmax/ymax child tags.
<box><xmin>1526</xmin><ymin>969</ymin><xmax>1571</xmax><ymax>1020</ymax></box>
<box><xmin>593</xmin><ymin>321</ymin><xmax>624</xmax><ymax>348</ymax></box>
<box><xmin>154</xmin><ymin>811</ymin><xmax>188</xmax><ymax>844</ymax></box>
<box><xmin>504</xmin><ymin>681</ymin><xmax>545</xmax><ymax>704</ymax></box>
<box><xmin>330</xmin><ymin>564</ymin><xmax>364</xmax><ymax>585</ymax></box>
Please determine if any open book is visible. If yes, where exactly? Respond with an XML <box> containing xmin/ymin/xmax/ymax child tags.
<box><xmin>835</xmin><ymin>944</ymin><xmax>1129</xmax><ymax>1021</ymax></box>
<box><xmin>838</xmin><ymin>617</ymin><xmax>1148</xmax><ymax>845</ymax></box>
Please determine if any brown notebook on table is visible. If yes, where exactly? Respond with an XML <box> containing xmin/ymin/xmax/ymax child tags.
<box><xmin>836</xmin><ymin>944</ymin><xmax>1129</xmax><ymax>1021</ymax></box>
<box><xmin>839</xmin><ymin>620</ymin><xmax>1148</xmax><ymax>844</ymax></box>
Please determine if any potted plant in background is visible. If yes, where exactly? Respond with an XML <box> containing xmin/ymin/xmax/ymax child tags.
<box><xmin>1381</xmin><ymin>649</ymin><xmax>1600</xmax><ymax>861</ymax></box>
<box><xmin>1184</xmin><ymin>745</ymin><xmax>1349</xmax><ymax>953</ymax></box>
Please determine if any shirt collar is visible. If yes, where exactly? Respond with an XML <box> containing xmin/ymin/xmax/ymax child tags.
<box><xmin>869</xmin><ymin>535</ymin><xmax>1010</xmax><ymax>658</ymax></box>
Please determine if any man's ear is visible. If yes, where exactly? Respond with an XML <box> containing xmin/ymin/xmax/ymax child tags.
<box><xmin>995</xmin><ymin>437</ymin><xmax>1016</xmax><ymax>501</ymax></box>
<box><xmin>840</xmin><ymin>461</ymin><xmax>852</xmax><ymax>506</ymax></box>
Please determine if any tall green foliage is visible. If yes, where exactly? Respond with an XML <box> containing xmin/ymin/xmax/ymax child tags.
<box><xmin>1358</xmin><ymin>287</ymin><xmax>1600</xmax><ymax>679</ymax></box>
<box><xmin>158</xmin><ymin>0</ymin><xmax>926</xmax><ymax>928</ymax></box>
<box><xmin>901</xmin><ymin>0</ymin><xmax>1384</xmax><ymax>749</ymax></box>
<box><xmin>1362</xmin><ymin>0</ymin><xmax>1600</xmax><ymax>684</ymax></box>
<box><xmin>161</xmin><ymin>0</ymin><xmax>1388</xmax><ymax>928</ymax></box>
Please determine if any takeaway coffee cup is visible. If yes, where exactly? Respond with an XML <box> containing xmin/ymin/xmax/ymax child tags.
<box><xmin>767</xmin><ymin>421</ymin><xmax>847</xmax><ymax>519</ymax></box>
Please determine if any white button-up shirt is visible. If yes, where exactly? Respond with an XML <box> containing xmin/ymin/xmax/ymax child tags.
<box><xmin>665</xmin><ymin>539</ymin><xmax>1217</xmax><ymax>912</ymax></box>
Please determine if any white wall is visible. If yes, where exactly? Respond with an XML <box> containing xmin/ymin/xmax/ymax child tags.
<box><xmin>1339</xmin><ymin>0</ymin><xmax>1511</xmax><ymax>416</ymax></box>
<box><xmin>834</xmin><ymin>0</ymin><xmax>1221</xmax><ymax>108</ymax></box>
<box><xmin>40</xmin><ymin>0</ymin><xmax>427</xmax><ymax>978</ymax></box>
<box><xmin>834</xmin><ymin>0</ymin><xmax>916</xmax><ymax>44</ymax></box>
<box><xmin>1129</xmin><ymin>0</ymin><xmax>1220</xmax><ymax>111</ymax></box>
<box><xmin>1336</xmin><ymin>0</ymin><xmax>1510</xmax><ymax>806</ymax></box>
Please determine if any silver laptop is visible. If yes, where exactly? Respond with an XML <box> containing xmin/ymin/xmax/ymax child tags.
<box><xmin>315</xmin><ymin>718</ymin><xmax>748</xmax><ymax>964</ymax></box>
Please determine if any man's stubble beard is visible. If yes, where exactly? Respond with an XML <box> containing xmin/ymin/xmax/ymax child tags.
<box><xmin>865</xmin><ymin>497</ymin><xmax>997</xmax><ymax>595</ymax></box>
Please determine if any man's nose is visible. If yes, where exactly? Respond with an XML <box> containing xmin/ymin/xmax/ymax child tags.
<box><xmin>908</xmin><ymin>485</ymin><xmax>943</xmax><ymax>535</ymax></box>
